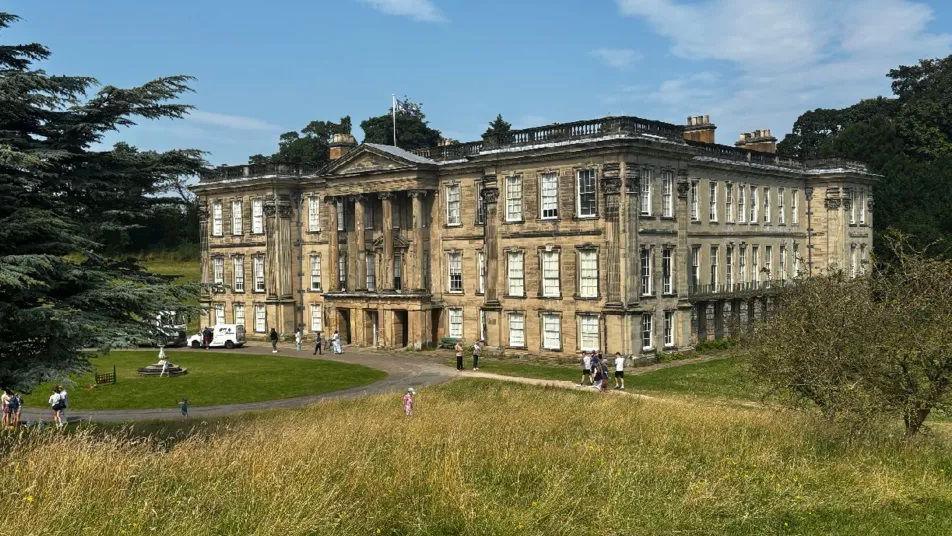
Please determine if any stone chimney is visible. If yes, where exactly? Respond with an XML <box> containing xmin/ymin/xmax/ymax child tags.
<box><xmin>682</xmin><ymin>115</ymin><xmax>716</xmax><ymax>144</ymax></box>
<box><xmin>735</xmin><ymin>129</ymin><xmax>777</xmax><ymax>154</ymax></box>
<box><xmin>329</xmin><ymin>133</ymin><xmax>357</xmax><ymax>160</ymax></box>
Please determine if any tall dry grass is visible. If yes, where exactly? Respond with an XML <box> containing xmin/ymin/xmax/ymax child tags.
<box><xmin>2</xmin><ymin>379</ymin><xmax>950</xmax><ymax>535</ymax></box>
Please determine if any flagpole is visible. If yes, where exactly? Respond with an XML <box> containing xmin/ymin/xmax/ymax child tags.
<box><xmin>392</xmin><ymin>94</ymin><xmax>397</xmax><ymax>147</ymax></box>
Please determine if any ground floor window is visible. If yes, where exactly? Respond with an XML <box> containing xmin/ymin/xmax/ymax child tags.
<box><xmin>254</xmin><ymin>305</ymin><xmax>266</xmax><ymax>333</ymax></box>
<box><xmin>310</xmin><ymin>304</ymin><xmax>323</xmax><ymax>333</ymax></box>
<box><xmin>214</xmin><ymin>303</ymin><xmax>225</xmax><ymax>325</ymax></box>
<box><xmin>448</xmin><ymin>308</ymin><xmax>463</xmax><ymax>339</ymax></box>
<box><xmin>366</xmin><ymin>253</ymin><xmax>376</xmax><ymax>291</ymax></box>
<box><xmin>578</xmin><ymin>314</ymin><xmax>600</xmax><ymax>352</ymax></box>
<box><xmin>641</xmin><ymin>313</ymin><xmax>653</xmax><ymax>350</ymax></box>
<box><xmin>508</xmin><ymin>312</ymin><xmax>525</xmax><ymax>347</ymax></box>
<box><xmin>233</xmin><ymin>303</ymin><xmax>245</xmax><ymax>327</ymax></box>
<box><xmin>541</xmin><ymin>313</ymin><xmax>561</xmax><ymax>350</ymax></box>
<box><xmin>664</xmin><ymin>311</ymin><xmax>674</xmax><ymax>347</ymax></box>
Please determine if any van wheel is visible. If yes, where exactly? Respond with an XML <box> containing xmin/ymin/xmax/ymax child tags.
<box><xmin>224</xmin><ymin>340</ymin><xmax>235</xmax><ymax>349</ymax></box>
<box><xmin>191</xmin><ymin>341</ymin><xmax>201</xmax><ymax>349</ymax></box>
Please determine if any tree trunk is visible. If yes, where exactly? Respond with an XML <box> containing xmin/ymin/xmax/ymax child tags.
<box><xmin>903</xmin><ymin>406</ymin><xmax>931</xmax><ymax>437</ymax></box>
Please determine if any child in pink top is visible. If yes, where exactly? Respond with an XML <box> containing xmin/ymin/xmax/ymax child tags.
<box><xmin>403</xmin><ymin>388</ymin><xmax>415</xmax><ymax>417</ymax></box>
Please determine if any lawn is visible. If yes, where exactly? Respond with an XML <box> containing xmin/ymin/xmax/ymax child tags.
<box><xmin>22</xmin><ymin>350</ymin><xmax>386</xmax><ymax>410</ymax></box>
<box><xmin>441</xmin><ymin>352</ymin><xmax>760</xmax><ymax>400</ymax></box>
<box><xmin>4</xmin><ymin>379</ymin><xmax>951</xmax><ymax>535</ymax></box>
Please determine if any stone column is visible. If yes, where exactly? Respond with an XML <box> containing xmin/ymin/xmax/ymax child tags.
<box><xmin>327</xmin><ymin>197</ymin><xmax>340</xmax><ymax>291</ymax></box>
<box><xmin>602</xmin><ymin>163</ymin><xmax>622</xmax><ymax>306</ymax></box>
<box><xmin>380</xmin><ymin>192</ymin><xmax>395</xmax><ymax>290</ymax></box>
<box><xmin>481</xmin><ymin>178</ymin><xmax>500</xmax><ymax>307</ymax></box>
<box><xmin>354</xmin><ymin>195</ymin><xmax>367</xmax><ymax>290</ymax></box>
<box><xmin>731</xmin><ymin>298</ymin><xmax>743</xmax><ymax>336</ymax></box>
<box><xmin>345</xmin><ymin>197</ymin><xmax>357</xmax><ymax>291</ymax></box>
<box><xmin>198</xmin><ymin>200</ymin><xmax>210</xmax><ymax>292</ymax></box>
<box><xmin>480</xmin><ymin>176</ymin><xmax>501</xmax><ymax>348</ymax></box>
<box><xmin>407</xmin><ymin>190</ymin><xmax>427</xmax><ymax>291</ymax></box>
<box><xmin>623</xmin><ymin>164</ymin><xmax>641</xmax><ymax>306</ymax></box>
<box><xmin>264</xmin><ymin>195</ymin><xmax>293</xmax><ymax>300</ymax></box>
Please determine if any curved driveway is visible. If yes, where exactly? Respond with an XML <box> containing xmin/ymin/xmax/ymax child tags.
<box><xmin>20</xmin><ymin>344</ymin><xmax>455</xmax><ymax>423</ymax></box>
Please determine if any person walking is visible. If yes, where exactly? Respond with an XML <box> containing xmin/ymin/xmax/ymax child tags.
<box><xmin>313</xmin><ymin>331</ymin><xmax>323</xmax><ymax>355</ymax></box>
<box><xmin>590</xmin><ymin>353</ymin><xmax>605</xmax><ymax>391</ymax></box>
<box><xmin>294</xmin><ymin>328</ymin><xmax>303</xmax><ymax>352</ymax></box>
<box><xmin>7</xmin><ymin>391</ymin><xmax>21</xmax><ymax>427</ymax></box>
<box><xmin>48</xmin><ymin>385</ymin><xmax>67</xmax><ymax>428</ymax></box>
<box><xmin>402</xmin><ymin>388</ymin><xmax>415</xmax><ymax>417</ymax></box>
<box><xmin>472</xmin><ymin>340</ymin><xmax>482</xmax><ymax>371</ymax></box>
<box><xmin>331</xmin><ymin>329</ymin><xmax>342</xmax><ymax>354</ymax></box>
<box><xmin>613</xmin><ymin>352</ymin><xmax>626</xmax><ymax>390</ymax></box>
<box><xmin>179</xmin><ymin>398</ymin><xmax>190</xmax><ymax>418</ymax></box>
<box><xmin>454</xmin><ymin>340</ymin><xmax>464</xmax><ymax>371</ymax></box>
<box><xmin>269</xmin><ymin>328</ymin><xmax>279</xmax><ymax>353</ymax></box>
<box><xmin>202</xmin><ymin>326</ymin><xmax>213</xmax><ymax>349</ymax></box>
<box><xmin>1</xmin><ymin>389</ymin><xmax>10</xmax><ymax>427</ymax></box>
<box><xmin>580</xmin><ymin>352</ymin><xmax>593</xmax><ymax>386</ymax></box>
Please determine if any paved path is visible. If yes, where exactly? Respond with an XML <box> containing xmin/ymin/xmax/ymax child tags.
<box><xmin>20</xmin><ymin>344</ymin><xmax>455</xmax><ymax>424</ymax></box>
<box><xmin>19</xmin><ymin>345</ymin><xmax>715</xmax><ymax>423</ymax></box>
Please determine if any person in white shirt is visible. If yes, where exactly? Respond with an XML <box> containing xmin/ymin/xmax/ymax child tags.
<box><xmin>580</xmin><ymin>352</ymin><xmax>593</xmax><ymax>386</ymax></box>
<box><xmin>613</xmin><ymin>352</ymin><xmax>626</xmax><ymax>390</ymax></box>
<box><xmin>294</xmin><ymin>328</ymin><xmax>303</xmax><ymax>352</ymax></box>
<box><xmin>48</xmin><ymin>385</ymin><xmax>68</xmax><ymax>428</ymax></box>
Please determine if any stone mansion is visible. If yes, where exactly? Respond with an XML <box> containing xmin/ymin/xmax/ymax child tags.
<box><xmin>192</xmin><ymin>115</ymin><xmax>876</xmax><ymax>356</ymax></box>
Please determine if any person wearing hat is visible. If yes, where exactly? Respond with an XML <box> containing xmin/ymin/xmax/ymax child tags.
<box><xmin>402</xmin><ymin>387</ymin><xmax>416</xmax><ymax>417</ymax></box>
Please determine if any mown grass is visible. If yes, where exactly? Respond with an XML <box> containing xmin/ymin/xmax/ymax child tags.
<box><xmin>3</xmin><ymin>379</ymin><xmax>950</xmax><ymax>535</ymax></box>
<box><xmin>22</xmin><ymin>350</ymin><xmax>385</xmax><ymax>410</ymax></box>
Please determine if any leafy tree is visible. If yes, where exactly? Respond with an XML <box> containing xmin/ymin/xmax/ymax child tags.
<box><xmin>0</xmin><ymin>13</ymin><xmax>202</xmax><ymax>390</ymax></box>
<box><xmin>482</xmin><ymin>114</ymin><xmax>512</xmax><ymax>144</ymax></box>
<box><xmin>749</xmin><ymin>235</ymin><xmax>952</xmax><ymax>437</ymax></box>
<box><xmin>360</xmin><ymin>97</ymin><xmax>441</xmax><ymax>150</ymax></box>
<box><xmin>253</xmin><ymin>116</ymin><xmax>351</xmax><ymax>166</ymax></box>
<box><xmin>777</xmin><ymin>56</ymin><xmax>952</xmax><ymax>259</ymax></box>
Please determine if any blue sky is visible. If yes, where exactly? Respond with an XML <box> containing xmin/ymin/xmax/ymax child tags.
<box><xmin>6</xmin><ymin>0</ymin><xmax>952</xmax><ymax>165</ymax></box>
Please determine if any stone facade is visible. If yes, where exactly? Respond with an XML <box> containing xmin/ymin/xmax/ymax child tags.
<box><xmin>192</xmin><ymin>115</ymin><xmax>876</xmax><ymax>356</ymax></box>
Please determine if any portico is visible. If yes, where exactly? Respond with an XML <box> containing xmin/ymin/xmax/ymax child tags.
<box><xmin>320</xmin><ymin>143</ymin><xmax>441</xmax><ymax>349</ymax></box>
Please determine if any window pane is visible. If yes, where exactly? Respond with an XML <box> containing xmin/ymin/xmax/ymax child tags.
<box><xmin>509</xmin><ymin>313</ymin><xmax>525</xmax><ymax>347</ymax></box>
<box><xmin>541</xmin><ymin>172</ymin><xmax>559</xmax><ymax>219</ymax></box>
<box><xmin>506</xmin><ymin>176</ymin><xmax>523</xmax><ymax>221</ymax></box>
<box><xmin>542</xmin><ymin>313</ymin><xmax>560</xmax><ymax>349</ymax></box>
<box><xmin>579</xmin><ymin>315</ymin><xmax>599</xmax><ymax>351</ymax></box>
<box><xmin>577</xmin><ymin>170</ymin><xmax>596</xmax><ymax>217</ymax></box>
<box><xmin>507</xmin><ymin>251</ymin><xmax>524</xmax><ymax>296</ymax></box>
<box><xmin>579</xmin><ymin>251</ymin><xmax>598</xmax><ymax>298</ymax></box>
<box><xmin>542</xmin><ymin>250</ymin><xmax>560</xmax><ymax>297</ymax></box>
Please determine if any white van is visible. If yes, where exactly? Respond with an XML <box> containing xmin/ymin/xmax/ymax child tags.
<box><xmin>188</xmin><ymin>324</ymin><xmax>246</xmax><ymax>349</ymax></box>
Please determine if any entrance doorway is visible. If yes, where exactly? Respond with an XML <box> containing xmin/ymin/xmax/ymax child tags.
<box><xmin>393</xmin><ymin>310</ymin><xmax>408</xmax><ymax>348</ymax></box>
<box><xmin>430</xmin><ymin>309</ymin><xmax>442</xmax><ymax>346</ymax></box>
<box><xmin>365</xmin><ymin>310</ymin><xmax>379</xmax><ymax>346</ymax></box>
<box><xmin>337</xmin><ymin>308</ymin><xmax>351</xmax><ymax>344</ymax></box>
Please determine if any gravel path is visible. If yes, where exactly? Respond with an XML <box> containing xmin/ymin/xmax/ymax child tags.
<box><xmin>18</xmin><ymin>345</ymin><xmax>714</xmax><ymax>423</ymax></box>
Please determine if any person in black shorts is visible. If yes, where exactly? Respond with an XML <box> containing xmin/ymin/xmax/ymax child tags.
<box><xmin>613</xmin><ymin>352</ymin><xmax>626</xmax><ymax>390</ymax></box>
<box><xmin>580</xmin><ymin>352</ymin><xmax>593</xmax><ymax>386</ymax></box>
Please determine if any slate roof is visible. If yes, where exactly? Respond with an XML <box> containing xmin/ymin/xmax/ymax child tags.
<box><xmin>364</xmin><ymin>143</ymin><xmax>437</xmax><ymax>165</ymax></box>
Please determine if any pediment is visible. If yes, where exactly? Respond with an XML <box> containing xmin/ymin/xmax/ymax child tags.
<box><xmin>372</xmin><ymin>233</ymin><xmax>413</xmax><ymax>250</ymax></box>
<box><xmin>324</xmin><ymin>143</ymin><xmax>436</xmax><ymax>176</ymax></box>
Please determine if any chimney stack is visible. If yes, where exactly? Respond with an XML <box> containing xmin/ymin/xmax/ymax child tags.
<box><xmin>329</xmin><ymin>133</ymin><xmax>357</xmax><ymax>160</ymax></box>
<box><xmin>735</xmin><ymin>129</ymin><xmax>777</xmax><ymax>154</ymax></box>
<box><xmin>682</xmin><ymin>115</ymin><xmax>716</xmax><ymax>144</ymax></box>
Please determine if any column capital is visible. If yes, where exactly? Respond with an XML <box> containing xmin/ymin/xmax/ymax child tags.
<box><xmin>377</xmin><ymin>191</ymin><xmax>395</xmax><ymax>200</ymax></box>
<box><xmin>480</xmin><ymin>186</ymin><xmax>499</xmax><ymax>206</ymax></box>
<box><xmin>408</xmin><ymin>189</ymin><xmax>429</xmax><ymax>199</ymax></box>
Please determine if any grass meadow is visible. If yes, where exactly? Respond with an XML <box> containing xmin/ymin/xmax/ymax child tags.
<box><xmin>3</xmin><ymin>379</ymin><xmax>950</xmax><ymax>535</ymax></box>
<box><xmin>22</xmin><ymin>350</ymin><xmax>385</xmax><ymax>410</ymax></box>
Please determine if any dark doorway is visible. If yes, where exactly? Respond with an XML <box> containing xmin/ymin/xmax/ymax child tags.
<box><xmin>365</xmin><ymin>310</ymin><xmax>379</xmax><ymax>346</ymax></box>
<box><xmin>337</xmin><ymin>308</ymin><xmax>351</xmax><ymax>344</ymax></box>
<box><xmin>430</xmin><ymin>308</ymin><xmax>442</xmax><ymax>346</ymax></box>
<box><xmin>393</xmin><ymin>310</ymin><xmax>408</xmax><ymax>348</ymax></box>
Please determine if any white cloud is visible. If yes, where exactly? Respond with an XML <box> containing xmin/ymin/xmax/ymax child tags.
<box><xmin>591</xmin><ymin>48</ymin><xmax>642</xmax><ymax>69</ymax></box>
<box><xmin>187</xmin><ymin>110</ymin><xmax>283</xmax><ymax>132</ymax></box>
<box><xmin>614</xmin><ymin>0</ymin><xmax>952</xmax><ymax>140</ymax></box>
<box><xmin>358</xmin><ymin>0</ymin><xmax>447</xmax><ymax>22</ymax></box>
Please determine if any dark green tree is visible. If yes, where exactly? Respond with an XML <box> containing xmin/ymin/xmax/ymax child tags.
<box><xmin>252</xmin><ymin>117</ymin><xmax>351</xmax><ymax>167</ymax></box>
<box><xmin>777</xmin><ymin>56</ymin><xmax>952</xmax><ymax>259</ymax></box>
<box><xmin>360</xmin><ymin>97</ymin><xmax>441</xmax><ymax>150</ymax></box>
<box><xmin>482</xmin><ymin>114</ymin><xmax>512</xmax><ymax>144</ymax></box>
<box><xmin>0</xmin><ymin>13</ymin><xmax>203</xmax><ymax>390</ymax></box>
